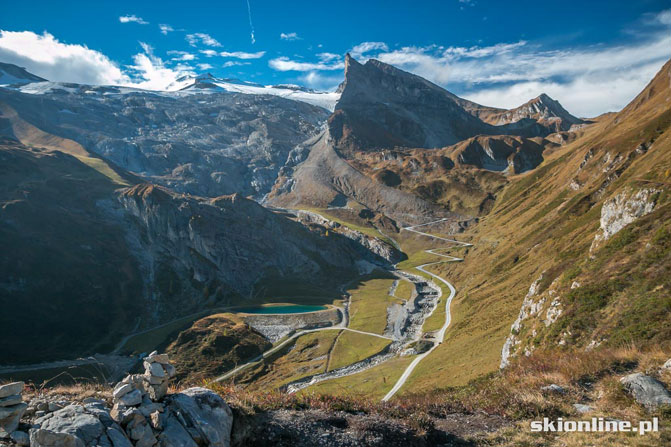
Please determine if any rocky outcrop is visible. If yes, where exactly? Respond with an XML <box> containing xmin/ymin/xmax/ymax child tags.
<box><xmin>295</xmin><ymin>210</ymin><xmax>403</xmax><ymax>263</ymax></box>
<box><xmin>4</xmin><ymin>353</ymin><xmax>233</xmax><ymax>447</ymax></box>
<box><xmin>590</xmin><ymin>188</ymin><xmax>659</xmax><ymax>253</ymax></box>
<box><xmin>501</xmin><ymin>275</ymin><xmax>565</xmax><ymax>368</ymax></box>
<box><xmin>620</xmin><ymin>373</ymin><xmax>671</xmax><ymax>410</ymax></box>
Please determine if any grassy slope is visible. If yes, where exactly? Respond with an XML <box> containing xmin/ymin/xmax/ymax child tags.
<box><xmin>346</xmin><ymin>274</ymin><xmax>398</xmax><ymax>335</ymax></box>
<box><xmin>303</xmin><ymin>355</ymin><xmax>416</xmax><ymax>400</ymax></box>
<box><xmin>239</xmin><ymin>331</ymin><xmax>340</xmax><ymax>391</ymax></box>
<box><xmin>166</xmin><ymin>313</ymin><xmax>272</xmax><ymax>384</ymax></box>
<box><xmin>399</xmin><ymin>60</ymin><xmax>671</xmax><ymax>394</ymax></box>
<box><xmin>327</xmin><ymin>331</ymin><xmax>390</xmax><ymax>371</ymax></box>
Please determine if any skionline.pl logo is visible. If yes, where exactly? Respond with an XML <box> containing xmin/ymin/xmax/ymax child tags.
<box><xmin>531</xmin><ymin>417</ymin><xmax>659</xmax><ymax>435</ymax></box>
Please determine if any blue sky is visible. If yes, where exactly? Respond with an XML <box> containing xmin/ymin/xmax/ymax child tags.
<box><xmin>1</xmin><ymin>0</ymin><xmax>670</xmax><ymax>116</ymax></box>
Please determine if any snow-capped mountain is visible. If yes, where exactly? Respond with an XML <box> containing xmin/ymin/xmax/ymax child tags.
<box><xmin>0</xmin><ymin>62</ymin><xmax>46</xmax><ymax>85</ymax></box>
<box><xmin>165</xmin><ymin>73</ymin><xmax>340</xmax><ymax>111</ymax></box>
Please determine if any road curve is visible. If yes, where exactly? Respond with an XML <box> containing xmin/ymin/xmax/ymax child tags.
<box><xmin>381</xmin><ymin>220</ymin><xmax>470</xmax><ymax>401</ymax></box>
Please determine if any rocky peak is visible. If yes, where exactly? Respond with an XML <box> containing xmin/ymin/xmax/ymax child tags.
<box><xmin>330</xmin><ymin>55</ymin><xmax>494</xmax><ymax>150</ymax></box>
<box><xmin>496</xmin><ymin>93</ymin><xmax>584</xmax><ymax>131</ymax></box>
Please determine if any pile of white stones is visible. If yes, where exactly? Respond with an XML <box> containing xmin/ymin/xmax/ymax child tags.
<box><xmin>109</xmin><ymin>352</ymin><xmax>176</xmax><ymax>446</ymax></box>
<box><xmin>0</xmin><ymin>381</ymin><xmax>28</xmax><ymax>445</ymax></box>
<box><xmin>1</xmin><ymin>352</ymin><xmax>233</xmax><ymax>447</ymax></box>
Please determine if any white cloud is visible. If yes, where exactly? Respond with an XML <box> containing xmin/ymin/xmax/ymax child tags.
<box><xmin>200</xmin><ymin>49</ymin><xmax>218</xmax><ymax>57</ymax></box>
<box><xmin>280</xmin><ymin>32</ymin><xmax>300</xmax><ymax>41</ymax></box>
<box><xmin>220</xmin><ymin>50</ymin><xmax>265</xmax><ymax>59</ymax></box>
<box><xmin>317</xmin><ymin>52</ymin><xmax>340</xmax><ymax>62</ymax></box>
<box><xmin>129</xmin><ymin>42</ymin><xmax>194</xmax><ymax>90</ymax></box>
<box><xmin>159</xmin><ymin>24</ymin><xmax>174</xmax><ymax>35</ymax></box>
<box><xmin>269</xmin><ymin>56</ymin><xmax>344</xmax><ymax>72</ymax></box>
<box><xmin>185</xmin><ymin>33</ymin><xmax>221</xmax><ymax>47</ymax></box>
<box><xmin>348</xmin><ymin>9</ymin><xmax>671</xmax><ymax>116</ymax></box>
<box><xmin>167</xmin><ymin>50</ymin><xmax>196</xmax><ymax>61</ymax></box>
<box><xmin>349</xmin><ymin>41</ymin><xmax>388</xmax><ymax>60</ymax></box>
<box><xmin>300</xmin><ymin>71</ymin><xmax>342</xmax><ymax>91</ymax></box>
<box><xmin>197</xmin><ymin>63</ymin><xmax>213</xmax><ymax>70</ymax></box>
<box><xmin>0</xmin><ymin>30</ymin><xmax>129</xmax><ymax>85</ymax></box>
<box><xmin>119</xmin><ymin>15</ymin><xmax>148</xmax><ymax>25</ymax></box>
<box><xmin>222</xmin><ymin>61</ymin><xmax>250</xmax><ymax>68</ymax></box>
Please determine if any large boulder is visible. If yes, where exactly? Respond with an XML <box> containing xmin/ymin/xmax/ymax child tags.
<box><xmin>621</xmin><ymin>373</ymin><xmax>671</xmax><ymax>410</ymax></box>
<box><xmin>32</xmin><ymin>404</ymin><xmax>110</xmax><ymax>446</ymax></box>
<box><xmin>30</xmin><ymin>428</ymin><xmax>84</xmax><ymax>447</ymax></box>
<box><xmin>165</xmin><ymin>387</ymin><xmax>233</xmax><ymax>447</ymax></box>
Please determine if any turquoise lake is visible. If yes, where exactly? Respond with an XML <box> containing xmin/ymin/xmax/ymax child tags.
<box><xmin>234</xmin><ymin>305</ymin><xmax>327</xmax><ymax>314</ymax></box>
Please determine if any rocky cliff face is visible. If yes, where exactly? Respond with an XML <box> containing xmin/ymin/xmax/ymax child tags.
<box><xmin>115</xmin><ymin>184</ymin><xmax>376</xmax><ymax>319</ymax></box>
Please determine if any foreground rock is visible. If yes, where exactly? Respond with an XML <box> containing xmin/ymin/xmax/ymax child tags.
<box><xmin>620</xmin><ymin>373</ymin><xmax>671</xmax><ymax>410</ymax></box>
<box><xmin>1</xmin><ymin>353</ymin><xmax>233</xmax><ymax>446</ymax></box>
<box><xmin>0</xmin><ymin>381</ymin><xmax>26</xmax><ymax>439</ymax></box>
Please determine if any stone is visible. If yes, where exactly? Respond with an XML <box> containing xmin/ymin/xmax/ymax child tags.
<box><xmin>0</xmin><ymin>382</ymin><xmax>23</xmax><ymax>399</ymax></box>
<box><xmin>48</xmin><ymin>402</ymin><xmax>63</xmax><ymax>412</ymax></box>
<box><xmin>106</xmin><ymin>427</ymin><xmax>133</xmax><ymax>447</ymax></box>
<box><xmin>166</xmin><ymin>387</ymin><xmax>233</xmax><ymax>447</ymax></box>
<box><xmin>0</xmin><ymin>394</ymin><xmax>23</xmax><ymax>407</ymax></box>
<box><xmin>36</xmin><ymin>404</ymin><xmax>104</xmax><ymax>446</ymax></box>
<box><xmin>83</xmin><ymin>402</ymin><xmax>114</xmax><ymax>428</ymax></box>
<box><xmin>111</xmin><ymin>405</ymin><xmax>141</xmax><ymax>426</ymax></box>
<box><xmin>118</xmin><ymin>389</ymin><xmax>143</xmax><ymax>407</ymax></box>
<box><xmin>158</xmin><ymin>415</ymin><xmax>198</xmax><ymax>447</ymax></box>
<box><xmin>573</xmin><ymin>403</ymin><xmax>592</xmax><ymax>414</ymax></box>
<box><xmin>541</xmin><ymin>384</ymin><xmax>566</xmax><ymax>394</ymax></box>
<box><xmin>145</xmin><ymin>361</ymin><xmax>166</xmax><ymax>378</ymax></box>
<box><xmin>10</xmin><ymin>430</ymin><xmax>30</xmax><ymax>446</ymax></box>
<box><xmin>127</xmin><ymin>416</ymin><xmax>156</xmax><ymax>447</ymax></box>
<box><xmin>36</xmin><ymin>410</ymin><xmax>46</xmax><ymax>418</ymax></box>
<box><xmin>148</xmin><ymin>375</ymin><xmax>164</xmax><ymax>385</ymax></box>
<box><xmin>139</xmin><ymin>402</ymin><xmax>164</xmax><ymax>418</ymax></box>
<box><xmin>146</xmin><ymin>352</ymin><xmax>170</xmax><ymax>364</ymax></box>
<box><xmin>113</xmin><ymin>383</ymin><xmax>134</xmax><ymax>400</ymax></box>
<box><xmin>0</xmin><ymin>403</ymin><xmax>28</xmax><ymax>437</ymax></box>
<box><xmin>148</xmin><ymin>382</ymin><xmax>168</xmax><ymax>402</ymax></box>
<box><xmin>620</xmin><ymin>373</ymin><xmax>671</xmax><ymax>410</ymax></box>
<box><xmin>663</xmin><ymin>359</ymin><xmax>671</xmax><ymax>370</ymax></box>
<box><xmin>30</xmin><ymin>428</ymin><xmax>84</xmax><ymax>447</ymax></box>
<box><xmin>163</xmin><ymin>364</ymin><xmax>177</xmax><ymax>378</ymax></box>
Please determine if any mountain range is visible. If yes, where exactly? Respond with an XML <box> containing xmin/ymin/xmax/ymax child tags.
<box><xmin>1</xmin><ymin>53</ymin><xmax>669</xmax><ymax>429</ymax></box>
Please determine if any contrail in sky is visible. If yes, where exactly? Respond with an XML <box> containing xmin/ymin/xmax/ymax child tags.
<box><xmin>246</xmin><ymin>0</ymin><xmax>256</xmax><ymax>44</ymax></box>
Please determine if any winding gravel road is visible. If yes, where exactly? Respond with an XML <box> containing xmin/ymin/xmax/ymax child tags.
<box><xmin>382</xmin><ymin>220</ymin><xmax>471</xmax><ymax>401</ymax></box>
